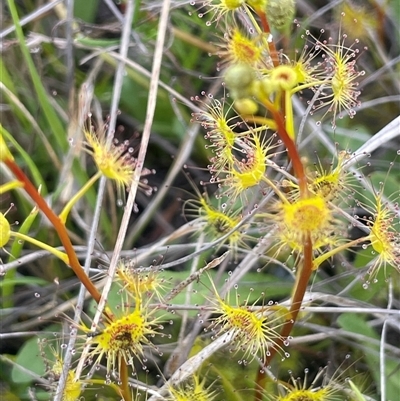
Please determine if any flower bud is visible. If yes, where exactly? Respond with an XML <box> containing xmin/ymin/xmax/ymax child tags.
<box><xmin>0</xmin><ymin>212</ymin><xmax>11</xmax><ymax>248</ymax></box>
<box><xmin>266</xmin><ymin>0</ymin><xmax>296</xmax><ymax>31</ymax></box>
<box><xmin>270</xmin><ymin>65</ymin><xmax>298</xmax><ymax>91</ymax></box>
<box><xmin>259</xmin><ymin>76</ymin><xmax>278</xmax><ymax>97</ymax></box>
<box><xmin>224</xmin><ymin>63</ymin><xmax>256</xmax><ymax>98</ymax></box>
<box><xmin>234</xmin><ymin>98</ymin><xmax>259</xmax><ymax>115</ymax></box>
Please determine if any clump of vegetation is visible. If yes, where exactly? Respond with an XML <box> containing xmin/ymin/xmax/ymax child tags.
<box><xmin>1</xmin><ymin>0</ymin><xmax>399</xmax><ymax>400</ymax></box>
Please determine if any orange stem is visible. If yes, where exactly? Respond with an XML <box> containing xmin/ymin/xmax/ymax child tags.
<box><xmin>4</xmin><ymin>159</ymin><xmax>102</xmax><ymax>304</ymax></box>
<box><xmin>119</xmin><ymin>359</ymin><xmax>131</xmax><ymax>401</ymax></box>
<box><xmin>256</xmin><ymin>10</ymin><xmax>279</xmax><ymax>67</ymax></box>
<box><xmin>255</xmin><ymin>236</ymin><xmax>313</xmax><ymax>400</ymax></box>
<box><xmin>259</xmin><ymin>100</ymin><xmax>308</xmax><ymax>196</ymax></box>
<box><xmin>253</xmin><ymin>104</ymin><xmax>313</xmax><ymax>400</ymax></box>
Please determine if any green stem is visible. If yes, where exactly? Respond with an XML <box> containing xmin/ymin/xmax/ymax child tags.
<box><xmin>291</xmin><ymin>80</ymin><xmax>328</xmax><ymax>95</ymax></box>
<box><xmin>261</xmin><ymin>176</ymin><xmax>289</xmax><ymax>203</ymax></box>
<box><xmin>1</xmin><ymin>206</ymin><xmax>39</xmax><ymax>309</ymax></box>
<box><xmin>0</xmin><ymin>180</ymin><xmax>23</xmax><ymax>194</ymax></box>
<box><xmin>284</xmin><ymin>90</ymin><xmax>295</xmax><ymax>140</ymax></box>
<box><xmin>59</xmin><ymin>171</ymin><xmax>101</xmax><ymax>224</ymax></box>
<box><xmin>313</xmin><ymin>236</ymin><xmax>368</xmax><ymax>269</ymax></box>
<box><xmin>10</xmin><ymin>231</ymin><xmax>69</xmax><ymax>264</ymax></box>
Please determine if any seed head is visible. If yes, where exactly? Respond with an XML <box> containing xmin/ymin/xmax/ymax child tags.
<box><xmin>266</xmin><ymin>0</ymin><xmax>296</xmax><ymax>32</ymax></box>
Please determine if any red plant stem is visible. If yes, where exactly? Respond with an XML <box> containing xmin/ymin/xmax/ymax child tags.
<box><xmin>5</xmin><ymin>159</ymin><xmax>102</xmax><ymax>304</ymax></box>
<box><xmin>255</xmin><ymin>236</ymin><xmax>313</xmax><ymax>400</ymax></box>
<box><xmin>264</xmin><ymin>104</ymin><xmax>308</xmax><ymax>197</ymax></box>
<box><xmin>253</xmin><ymin>107</ymin><xmax>313</xmax><ymax>400</ymax></box>
<box><xmin>256</xmin><ymin>10</ymin><xmax>279</xmax><ymax>68</ymax></box>
<box><xmin>119</xmin><ymin>360</ymin><xmax>131</xmax><ymax>401</ymax></box>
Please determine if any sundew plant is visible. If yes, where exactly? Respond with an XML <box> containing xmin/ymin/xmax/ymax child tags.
<box><xmin>0</xmin><ymin>0</ymin><xmax>399</xmax><ymax>400</ymax></box>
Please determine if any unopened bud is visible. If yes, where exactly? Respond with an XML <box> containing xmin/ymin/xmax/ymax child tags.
<box><xmin>224</xmin><ymin>63</ymin><xmax>256</xmax><ymax>99</ymax></box>
<box><xmin>266</xmin><ymin>0</ymin><xmax>296</xmax><ymax>31</ymax></box>
<box><xmin>234</xmin><ymin>98</ymin><xmax>259</xmax><ymax>115</ymax></box>
<box><xmin>0</xmin><ymin>213</ymin><xmax>11</xmax><ymax>248</ymax></box>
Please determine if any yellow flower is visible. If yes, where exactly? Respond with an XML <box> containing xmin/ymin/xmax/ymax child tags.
<box><xmin>360</xmin><ymin>190</ymin><xmax>400</xmax><ymax>281</ymax></box>
<box><xmin>271</xmin><ymin>367</ymin><xmax>342</xmax><ymax>401</ymax></box>
<box><xmin>195</xmin><ymin>0</ymin><xmax>245</xmax><ymax>25</ymax></box>
<box><xmin>184</xmin><ymin>190</ymin><xmax>245</xmax><ymax>255</ymax></box>
<box><xmin>209</xmin><ymin>281</ymin><xmax>288</xmax><ymax>363</ymax></box>
<box><xmin>167</xmin><ymin>375</ymin><xmax>217</xmax><ymax>401</ymax></box>
<box><xmin>87</xmin><ymin>295</ymin><xmax>163</xmax><ymax>372</ymax></box>
<box><xmin>85</xmin><ymin>124</ymin><xmax>137</xmax><ymax>191</ymax></box>
<box><xmin>285</xmin><ymin>196</ymin><xmax>328</xmax><ymax>234</ymax></box>
<box><xmin>0</xmin><ymin>212</ymin><xmax>11</xmax><ymax>248</ymax></box>
<box><xmin>273</xmin><ymin>193</ymin><xmax>340</xmax><ymax>256</ymax></box>
<box><xmin>309</xmin><ymin>150</ymin><xmax>353</xmax><ymax>202</ymax></box>
<box><xmin>317</xmin><ymin>36</ymin><xmax>364</xmax><ymax>124</ymax></box>
<box><xmin>217</xmin><ymin>27</ymin><xmax>266</xmax><ymax>67</ymax></box>
<box><xmin>116</xmin><ymin>260</ymin><xmax>167</xmax><ymax>301</ymax></box>
<box><xmin>270</xmin><ymin>65</ymin><xmax>299</xmax><ymax>92</ymax></box>
<box><xmin>223</xmin><ymin>132</ymin><xmax>272</xmax><ymax>200</ymax></box>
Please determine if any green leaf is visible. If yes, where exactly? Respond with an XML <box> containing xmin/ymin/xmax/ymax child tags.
<box><xmin>74</xmin><ymin>0</ymin><xmax>99</xmax><ymax>23</ymax></box>
<box><xmin>337</xmin><ymin>313</ymin><xmax>378</xmax><ymax>339</ymax></box>
<box><xmin>0</xmin><ymin>276</ymin><xmax>48</xmax><ymax>289</ymax></box>
<box><xmin>6</xmin><ymin>0</ymin><xmax>66</xmax><ymax>152</ymax></box>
